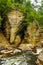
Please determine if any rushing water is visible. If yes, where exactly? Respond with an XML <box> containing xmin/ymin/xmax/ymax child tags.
<box><xmin>0</xmin><ymin>51</ymin><xmax>37</xmax><ymax>65</ymax></box>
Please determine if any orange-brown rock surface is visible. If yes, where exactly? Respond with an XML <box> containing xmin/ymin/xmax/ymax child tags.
<box><xmin>3</xmin><ymin>10</ymin><xmax>24</xmax><ymax>44</ymax></box>
<box><xmin>0</xmin><ymin>30</ymin><xmax>13</xmax><ymax>50</ymax></box>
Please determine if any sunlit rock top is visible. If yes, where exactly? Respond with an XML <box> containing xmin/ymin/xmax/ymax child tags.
<box><xmin>7</xmin><ymin>10</ymin><xmax>24</xmax><ymax>27</ymax></box>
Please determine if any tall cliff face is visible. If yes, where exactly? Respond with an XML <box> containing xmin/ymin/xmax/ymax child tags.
<box><xmin>24</xmin><ymin>21</ymin><xmax>41</xmax><ymax>47</ymax></box>
<box><xmin>3</xmin><ymin>10</ymin><xmax>24</xmax><ymax>44</ymax></box>
<box><xmin>19</xmin><ymin>21</ymin><xmax>41</xmax><ymax>50</ymax></box>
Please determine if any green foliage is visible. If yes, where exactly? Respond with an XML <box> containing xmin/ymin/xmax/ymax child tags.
<box><xmin>0</xmin><ymin>0</ymin><xmax>15</xmax><ymax>17</ymax></box>
<box><xmin>13</xmin><ymin>0</ymin><xmax>23</xmax><ymax>4</ymax></box>
<box><xmin>18</xmin><ymin>1</ymin><xmax>36</xmax><ymax>25</ymax></box>
<box><xmin>0</xmin><ymin>0</ymin><xmax>43</xmax><ymax>28</ymax></box>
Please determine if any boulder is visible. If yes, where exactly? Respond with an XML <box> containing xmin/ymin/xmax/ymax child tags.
<box><xmin>19</xmin><ymin>43</ymin><xmax>33</xmax><ymax>51</ymax></box>
<box><xmin>11</xmin><ymin>35</ymin><xmax>21</xmax><ymax>48</ymax></box>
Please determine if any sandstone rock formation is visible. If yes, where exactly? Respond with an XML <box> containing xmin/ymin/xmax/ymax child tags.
<box><xmin>11</xmin><ymin>35</ymin><xmax>21</xmax><ymax>48</ymax></box>
<box><xmin>0</xmin><ymin>30</ymin><xmax>13</xmax><ymax>50</ymax></box>
<box><xmin>25</xmin><ymin>21</ymin><xmax>41</xmax><ymax>47</ymax></box>
<box><xmin>19</xmin><ymin>20</ymin><xmax>41</xmax><ymax>51</ymax></box>
<box><xmin>19</xmin><ymin>43</ymin><xmax>32</xmax><ymax>51</ymax></box>
<box><xmin>40</xmin><ymin>27</ymin><xmax>43</xmax><ymax>47</ymax></box>
<box><xmin>3</xmin><ymin>10</ymin><xmax>24</xmax><ymax>44</ymax></box>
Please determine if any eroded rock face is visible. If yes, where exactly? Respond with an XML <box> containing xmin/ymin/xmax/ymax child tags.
<box><xmin>11</xmin><ymin>35</ymin><xmax>21</xmax><ymax>48</ymax></box>
<box><xmin>18</xmin><ymin>20</ymin><xmax>41</xmax><ymax>51</ymax></box>
<box><xmin>19</xmin><ymin>20</ymin><xmax>41</xmax><ymax>50</ymax></box>
<box><xmin>3</xmin><ymin>10</ymin><xmax>24</xmax><ymax>44</ymax></box>
<box><xmin>40</xmin><ymin>27</ymin><xmax>43</xmax><ymax>47</ymax></box>
<box><xmin>19</xmin><ymin>44</ymin><xmax>32</xmax><ymax>51</ymax></box>
<box><xmin>24</xmin><ymin>21</ymin><xmax>41</xmax><ymax>47</ymax></box>
<box><xmin>0</xmin><ymin>30</ymin><xmax>13</xmax><ymax>50</ymax></box>
<box><xmin>14</xmin><ymin>35</ymin><xmax>21</xmax><ymax>47</ymax></box>
<box><xmin>26</xmin><ymin>21</ymin><xmax>40</xmax><ymax>46</ymax></box>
